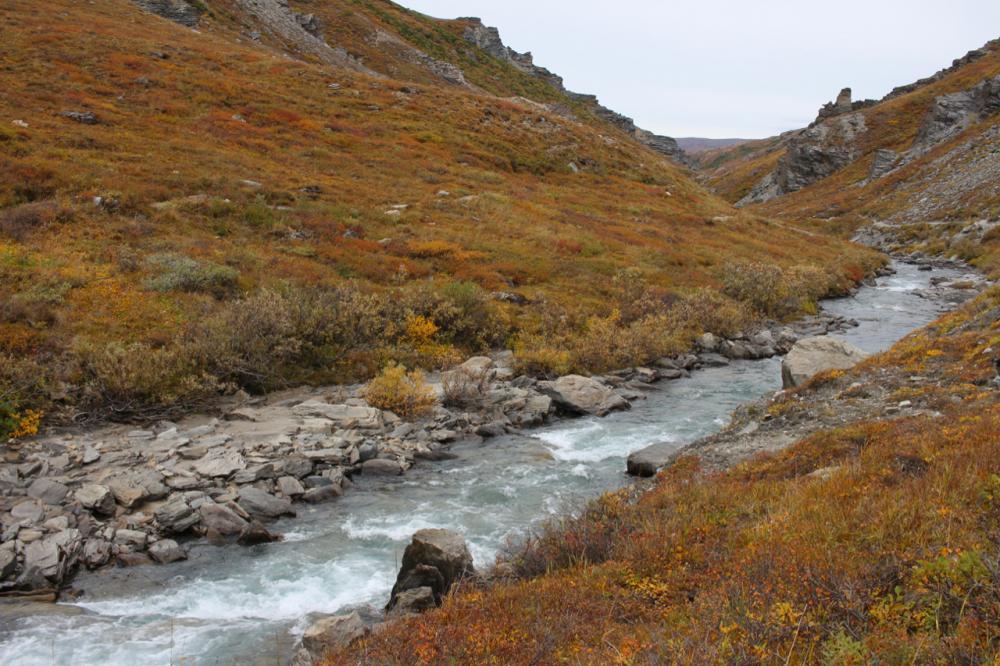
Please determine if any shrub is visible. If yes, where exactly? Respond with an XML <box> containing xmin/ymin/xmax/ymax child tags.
<box><xmin>75</xmin><ymin>342</ymin><xmax>221</xmax><ymax>418</ymax></box>
<box><xmin>441</xmin><ymin>364</ymin><xmax>490</xmax><ymax>407</ymax></box>
<box><xmin>0</xmin><ymin>353</ymin><xmax>49</xmax><ymax>440</ymax></box>
<box><xmin>672</xmin><ymin>288</ymin><xmax>754</xmax><ymax>338</ymax></box>
<box><xmin>144</xmin><ymin>252</ymin><xmax>240</xmax><ymax>298</ymax></box>
<box><xmin>721</xmin><ymin>260</ymin><xmax>789</xmax><ymax>317</ymax></box>
<box><xmin>0</xmin><ymin>200</ymin><xmax>68</xmax><ymax>241</ymax></box>
<box><xmin>363</xmin><ymin>362</ymin><xmax>437</xmax><ymax>418</ymax></box>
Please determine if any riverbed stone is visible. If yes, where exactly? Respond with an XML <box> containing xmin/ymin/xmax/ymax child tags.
<box><xmin>301</xmin><ymin>611</ymin><xmax>366</xmax><ymax>654</ymax></box>
<box><xmin>106</xmin><ymin>470</ymin><xmax>168</xmax><ymax>509</ymax></box>
<box><xmin>301</xmin><ymin>485</ymin><xmax>342</xmax><ymax>504</ymax></box>
<box><xmin>276</xmin><ymin>476</ymin><xmax>305</xmax><ymax>497</ymax></box>
<box><xmin>10</xmin><ymin>500</ymin><xmax>44</xmax><ymax>524</ymax></box>
<box><xmin>280</xmin><ymin>456</ymin><xmax>314</xmax><ymax>478</ymax></box>
<box><xmin>292</xmin><ymin>401</ymin><xmax>383</xmax><ymax>429</ymax></box>
<box><xmin>113</xmin><ymin>529</ymin><xmax>148</xmax><ymax>549</ymax></box>
<box><xmin>362</xmin><ymin>459</ymin><xmax>403</xmax><ymax>476</ymax></box>
<box><xmin>781</xmin><ymin>336</ymin><xmax>869</xmax><ymax>388</ymax></box>
<box><xmin>237</xmin><ymin>520</ymin><xmax>282</xmax><ymax>546</ymax></box>
<box><xmin>82</xmin><ymin>538</ymin><xmax>112</xmax><ymax>568</ymax></box>
<box><xmin>537</xmin><ymin>375</ymin><xmax>630</xmax><ymax>417</ymax></box>
<box><xmin>153</xmin><ymin>497</ymin><xmax>200</xmax><ymax>534</ymax></box>
<box><xmin>237</xmin><ymin>487</ymin><xmax>295</xmax><ymax>520</ymax></box>
<box><xmin>148</xmin><ymin>538</ymin><xmax>187</xmax><ymax>564</ymax></box>
<box><xmin>0</xmin><ymin>549</ymin><xmax>16</xmax><ymax>579</ymax></box>
<box><xmin>193</xmin><ymin>449</ymin><xmax>246</xmax><ymax>478</ymax></box>
<box><xmin>75</xmin><ymin>484</ymin><xmax>115</xmax><ymax>515</ymax></box>
<box><xmin>199</xmin><ymin>502</ymin><xmax>248</xmax><ymax>537</ymax></box>
<box><xmin>26</xmin><ymin>479</ymin><xmax>69</xmax><ymax>506</ymax></box>
<box><xmin>387</xmin><ymin>586</ymin><xmax>437</xmax><ymax>618</ymax></box>
<box><xmin>627</xmin><ymin>442</ymin><xmax>677</xmax><ymax>477</ymax></box>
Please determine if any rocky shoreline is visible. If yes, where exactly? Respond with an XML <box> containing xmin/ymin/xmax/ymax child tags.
<box><xmin>0</xmin><ymin>302</ymin><xmax>874</xmax><ymax>597</ymax></box>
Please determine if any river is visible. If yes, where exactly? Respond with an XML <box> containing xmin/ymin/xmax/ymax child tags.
<box><xmin>0</xmin><ymin>262</ymin><xmax>973</xmax><ymax>665</ymax></box>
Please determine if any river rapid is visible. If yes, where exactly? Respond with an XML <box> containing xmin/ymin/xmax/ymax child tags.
<box><xmin>0</xmin><ymin>262</ymin><xmax>973</xmax><ymax>665</ymax></box>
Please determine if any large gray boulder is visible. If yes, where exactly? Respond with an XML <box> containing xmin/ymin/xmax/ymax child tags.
<box><xmin>199</xmin><ymin>502</ymin><xmax>249</xmax><ymax>537</ymax></box>
<box><xmin>387</xmin><ymin>529</ymin><xmax>474</xmax><ymax>612</ymax></box>
<box><xmin>537</xmin><ymin>375</ymin><xmax>630</xmax><ymax>416</ymax></box>
<box><xmin>237</xmin><ymin>487</ymin><xmax>295</xmax><ymax>520</ymax></box>
<box><xmin>26</xmin><ymin>479</ymin><xmax>69</xmax><ymax>506</ymax></box>
<box><xmin>75</xmin><ymin>484</ymin><xmax>115</xmax><ymax>515</ymax></box>
<box><xmin>781</xmin><ymin>336</ymin><xmax>868</xmax><ymax>389</ymax></box>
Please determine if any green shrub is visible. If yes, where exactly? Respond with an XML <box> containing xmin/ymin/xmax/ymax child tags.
<box><xmin>721</xmin><ymin>261</ymin><xmax>788</xmax><ymax>317</ymax></box>
<box><xmin>144</xmin><ymin>252</ymin><xmax>240</xmax><ymax>298</ymax></box>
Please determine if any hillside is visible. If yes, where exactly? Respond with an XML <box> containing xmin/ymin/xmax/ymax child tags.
<box><xmin>676</xmin><ymin>136</ymin><xmax>749</xmax><ymax>154</ymax></box>
<box><xmin>699</xmin><ymin>38</ymin><xmax>1000</xmax><ymax>276</ymax></box>
<box><xmin>0</xmin><ymin>0</ymin><xmax>877</xmax><ymax>432</ymax></box>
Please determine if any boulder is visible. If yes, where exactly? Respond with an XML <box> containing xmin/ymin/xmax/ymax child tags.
<box><xmin>10</xmin><ymin>500</ymin><xmax>44</xmax><ymax>524</ymax></box>
<box><xmin>26</xmin><ymin>479</ymin><xmax>69</xmax><ymax>506</ymax></box>
<box><xmin>626</xmin><ymin>442</ymin><xmax>677</xmax><ymax>477</ymax></box>
<box><xmin>153</xmin><ymin>497</ymin><xmax>200</xmax><ymax>534</ymax></box>
<box><xmin>0</xmin><ymin>549</ymin><xmax>16</xmax><ymax>579</ymax></box>
<box><xmin>781</xmin><ymin>336</ymin><xmax>868</xmax><ymax>389</ymax></box>
<box><xmin>292</xmin><ymin>401</ymin><xmax>383</xmax><ymax>430</ymax></box>
<box><xmin>276</xmin><ymin>476</ymin><xmax>305</xmax><ymax>497</ymax></box>
<box><xmin>362</xmin><ymin>459</ymin><xmax>403</xmax><ymax>476</ymax></box>
<box><xmin>386</xmin><ymin>586</ymin><xmax>436</xmax><ymax>618</ymax></box>
<box><xmin>75</xmin><ymin>484</ymin><xmax>115</xmax><ymax>515</ymax></box>
<box><xmin>301</xmin><ymin>612</ymin><xmax>366</xmax><ymax>655</ymax></box>
<box><xmin>82</xmin><ymin>538</ymin><xmax>112</xmax><ymax>569</ymax></box>
<box><xmin>237</xmin><ymin>487</ymin><xmax>295</xmax><ymax>520</ymax></box>
<box><xmin>199</xmin><ymin>502</ymin><xmax>249</xmax><ymax>537</ymax></box>
<box><xmin>193</xmin><ymin>449</ymin><xmax>246</xmax><ymax>479</ymax></box>
<box><xmin>387</xmin><ymin>529</ymin><xmax>474</xmax><ymax>611</ymax></box>
<box><xmin>537</xmin><ymin>375</ymin><xmax>630</xmax><ymax>417</ymax></box>
<box><xmin>301</xmin><ymin>485</ymin><xmax>342</xmax><ymax>504</ymax></box>
<box><xmin>237</xmin><ymin>520</ymin><xmax>282</xmax><ymax>546</ymax></box>
<box><xmin>114</xmin><ymin>529</ymin><xmax>148</xmax><ymax>549</ymax></box>
<box><xmin>148</xmin><ymin>539</ymin><xmax>187</xmax><ymax>564</ymax></box>
<box><xmin>106</xmin><ymin>470</ymin><xmax>168</xmax><ymax>509</ymax></box>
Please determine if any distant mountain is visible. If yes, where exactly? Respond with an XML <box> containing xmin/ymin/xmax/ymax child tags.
<box><xmin>675</xmin><ymin>137</ymin><xmax>749</xmax><ymax>153</ymax></box>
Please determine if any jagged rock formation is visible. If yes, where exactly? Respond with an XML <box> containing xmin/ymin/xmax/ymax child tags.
<box><xmin>234</xmin><ymin>0</ymin><xmax>373</xmax><ymax>74</ymax></box>
<box><xmin>884</xmin><ymin>39</ymin><xmax>1000</xmax><ymax>101</ymax></box>
<box><xmin>739</xmin><ymin>112</ymin><xmax>867</xmax><ymax>204</ymax></box>
<box><xmin>461</xmin><ymin>18</ymin><xmax>690</xmax><ymax>166</ymax></box>
<box><xmin>817</xmin><ymin>87</ymin><xmax>854</xmax><ymax>120</ymax></box>
<box><xmin>911</xmin><ymin>74</ymin><xmax>1000</xmax><ymax>155</ymax></box>
<box><xmin>132</xmin><ymin>0</ymin><xmax>202</xmax><ymax>27</ymax></box>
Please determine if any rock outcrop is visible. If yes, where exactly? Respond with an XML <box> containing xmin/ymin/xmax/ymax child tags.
<box><xmin>911</xmin><ymin>75</ymin><xmax>1000</xmax><ymax>156</ymax></box>
<box><xmin>132</xmin><ymin>0</ymin><xmax>202</xmax><ymax>27</ymax></box>
<box><xmin>386</xmin><ymin>529</ymin><xmax>474</xmax><ymax>614</ymax></box>
<box><xmin>781</xmin><ymin>336</ymin><xmax>869</xmax><ymax>389</ymax></box>
<box><xmin>739</xmin><ymin>112</ymin><xmax>867</xmax><ymax>205</ymax></box>
<box><xmin>461</xmin><ymin>18</ymin><xmax>690</xmax><ymax>166</ymax></box>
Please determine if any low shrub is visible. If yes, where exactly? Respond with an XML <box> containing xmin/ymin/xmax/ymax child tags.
<box><xmin>144</xmin><ymin>252</ymin><xmax>240</xmax><ymax>298</ymax></box>
<box><xmin>0</xmin><ymin>200</ymin><xmax>69</xmax><ymax>241</ymax></box>
<box><xmin>441</xmin><ymin>364</ymin><xmax>490</xmax><ymax>407</ymax></box>
<box><xmin>363</xmin><ymin>362</ymin><xmax>437</xmax><ymax>418</ymax></box>
<box><xmin>672</xmin><ymin>288</ymin><xmax>754</xmax><ymax>338</ymax></box>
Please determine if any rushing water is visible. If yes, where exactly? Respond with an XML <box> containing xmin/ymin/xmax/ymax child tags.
<box><xmin>0</xmin><ymin>263</ymin><xmax>973</xmax><ymax>665</ymax></box>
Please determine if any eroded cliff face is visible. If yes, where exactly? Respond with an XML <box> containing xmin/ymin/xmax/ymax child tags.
<box><xmin>738</xmin><ymin>112</ymin><xmax>868</xmax><ymax>205</ymax></box>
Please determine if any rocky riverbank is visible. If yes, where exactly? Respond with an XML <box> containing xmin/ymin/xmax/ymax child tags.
<box><xmin>0</xmin><ymin>305</ymin><xmax>873</xmax><ymax>595</ymax></box>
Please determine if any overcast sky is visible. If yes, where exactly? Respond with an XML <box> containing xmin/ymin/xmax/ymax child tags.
<box><xmin>401</xmin><ymin>0</ymin><xmax>1000</xmax><ymax>138</ymax></box>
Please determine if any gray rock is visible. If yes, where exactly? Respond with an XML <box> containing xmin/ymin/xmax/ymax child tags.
<box><xmin>868</xmin><ymin>148</ymin><xmax>899</xmax><ymax>181</ymax></box>
<box><xmin>27</xmin><ymin>479</ymin><xmax>69</xmax><ymax>506</ymax></box>
<box><xmin>237</xmin><ymin>487</ymin><xmax>295</xmax><ymax>520</ymax></box>
<box><xmin>75</xmin><ymin>484</ymin><xmax>115</xmax><ymax>515</ymax></box>
<box><xmin>81</xmin><ymin>447</ymin><xmax>101</xmax><ymax>465</ymax></box>
<box><xmin>10</xmin><ymin>500</ymin><xmax>44</xmax><ymax>524</ymax></box>
<box><xmin>153</xmin><ymin>497</ymin><xmax>200</xmax><ymax>534</ymax></box>
<box><xmin>912</xmin><ymin>75</ymin><xmax>1000</xmax><ymax>155</ymax></box>
<box><xmin>82</xmin><ymin>538</ymin><xmax>111</xmax><ymax>568</ymax></box>
<box><xmin>361</xmin><ymin>459</ymin><xmax>403</xmax><ymax>476</ymax></box>
<box><xmin>292</xmin><ymin>401</ymin><xmax>383</xmax><ymax>429</ymax></box>
<box><xmin>387</xmin><ymin>528</ymin><xmax>474</xmax><ymax>611</ymax></box>
<box><xmin>59</xmin><ymin>110</ymin><xmax>99</xmax><ymax>124</ymax></box>
<box><xmin>199</xmin><ymin>502</ymin><xmax>249</xmax><ymax>537</ymax></box>
<box><xmin>698</xmin><ymin>353</ymin><xmax>730</xmax><ymax>367</ymax></box>
<box><xmin>107</xmin><ymin>470</ymin><xmax>168</xmax><ymax>509</ymax></box>
<box><xmin>627</xmin><ymin>442</ymin><xmax>677</xmax><ymax>477</ymax></box>
<box><xmin>357</xmin><ymin>442</ymin><xmax>378</xmax><ymax>462</ymax></box>
<box><xmin>697</xmin><ymin>332</ymin><xmax>719</xmax><ymax>352</ymax></box>
<box><xmin>114</xmin><ymin>529</ymin><xmax>148</xmax><ymax>549</ymax></box>
<box><xmin>781</xmin><ymin>336</ymin><xmax>869</xmax><ymax>389</ymax></box>
<box><xmin>0</xmin><ymin>549</ymin><xmax>16</xmax><ymax>579</ymax></box>
<box><xmin>301</xmin><ymin>485</ymin><xmax>342</xmax><ymax>504</ymax></box>
<box><xmin>193</xmin><ymin>449</ymin><xmax>246</xmax><ymax>479</ymax></box>
<box><xmin>387</xmin><ymin>586</ymin><xmax>437</xmax><ymax>618</ymax></box>
<box><xmin>276</xmin><ymin>476</ymin><xmax>305</xmax><ymax>497</ymax></box>
<box><xmin>301</xmin><ymin>612</ymin><xmax>366</xmax><ymax>655</ymax></box>
<box><xmin>148</xmin><ymin>539</ymin><xmax>187</xmax><ymax>564</ymax></box>
<box><xmin>132</xmin><ymin>0</ymin><xmax>203</xmax><ymax>27</ymax></box>
<box><xmin>537</xmin><ymin>375</ymin><xmax>630</xmax><ymax>417</ymax></box>
<box><xmin>280</xmin><ymin>456</ymin><xmax>314</xmax><ymax>479</ymax></box>
<box><xmin>237</xmin><ymin>520</ymin><xmax>282</xmax><ymax>546</ymax></box>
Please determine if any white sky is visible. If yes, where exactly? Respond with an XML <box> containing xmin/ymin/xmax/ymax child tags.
<box><xmin>400</xmin><ymin>0</ymin><xmax>1000</xmax><ymax>138</ymax></box>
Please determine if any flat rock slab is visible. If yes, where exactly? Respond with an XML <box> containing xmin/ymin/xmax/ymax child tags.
<box><xmin>292</xmin><ymin>401</ymin><xmax>383</xmax><ymax>429</ymax></box>
<box><xmin>627</xmin><ymin>442</ymin><xmax>677</xmax><ymax>477</ymax></box>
